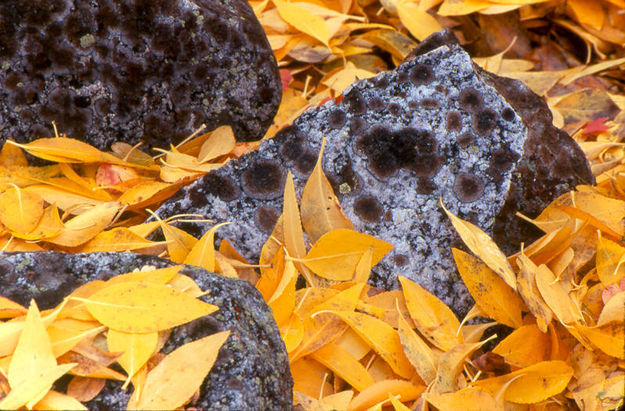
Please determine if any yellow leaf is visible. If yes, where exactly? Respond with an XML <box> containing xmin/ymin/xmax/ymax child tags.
<box><xmin>14</xmin><ymin>203</ymin><xmax>64</xmax><ymax>241</ymax></box>
<box><xmin>396</xmin><ymin>2</ymin><xmax>441</xmax><ymax>41</ymax></box>
<box><xmin>0</xmin><ymin>139</ymin><xmax>28</xmax><ymax>168</ymax></box>
<box><xmin>453</xmin><ymin>249</ymin><xmax>525</xmax><ymax>328</ymax></box>
<box><xmin>302</xmin><ymin>229</ymin><xmax>393</xmax><ymax>281</ymax></box>
<box><xmin>396</xmin><ymin>302</ymin><xmax>437</xmax><ymax>384</ymax></box>
<box><xmin>472</xmin><ymin>360</ymin><xmax>574</xmax><ymax>403</ymax></box>
<box><xmin>47</xmin><ymin>319</ymin><xmax>105</xmax><ymax>358</ymax></box>
<box><xmin>358</xmin><ymin>29</ymin><xmax>416</xmax><ymax>61</ymax></box>
<box><xmin>0</xmin><ymin>364</ymin><xmax>76</xmax><ymax>410</ymax></box>
<box><xmin>198</xmin><ymin>126</ymin><xmax>236</xmax><ymax>163</ymax></box>
<box><xmin>321</xmin><ymin>62</ymin><xmax>376</xmax><ymax>93</ymax></box>
<box><xmin>273</xmin><ymin>0</ymin><xmax>331</xmax><ymax>47</ymax></box>
<box><xmin>291</xmin><ymin>283</ymin><xmax>365</xmax><ymax>360</ymax></box>
<box><xmin>78</xmin><ymin>227</ymin><xmax>164</xmax><ymax>253</ymax></box>
<box><xmin>516</xmin><ymin>253</ymin><xmax>553</xmax><ymax>333</ymax></box>
<box><xmin>568</xmin><ymin>0</ymin><xmax>605</xmax><ymax>30</ymax></box>
<box><xmin>158</xmin><ymin>220</ymin><xmax>198</xmax><ymax>263</ymax></box>
<box><xmin>132</xmin><ymin>331</ymin><xmax>230</xmax><ymax>410</ymax></box>
<box><xmin>8</xmin><ymin>300</ymin><xmax>57</xmax><ymax>388</ymax></box>
<box><xmin>311</xmin><ymin>342</ymin><xmax>375</xmax><ymax>391</ymax></box>
<box><xmin>66</xmin><ymin>376</ymin><xmax>106</xmax><ymax>403</ymax></box>
<box><xmin>596</xmin><ymin>233</ymin><xmax>625</xmax><ymax>286</ymax></box>
<box><xmin>56</xmin><ymin>351</ymin><xmax>126</xmax><ymax>380</ymax></box>
<box><xmin>534</xmin><ymin>263</ymin><xmax>583</xmax><ymax>325</ymax></box>
<box><xmin>399</xmin><ymin>276</ymin><xmax>462</xmax><ymax>351</ymax></box>
<box><xmin>47</xmin><ymin>202</ymin><xmax>121</xmax><ymax>247</ymax></box>
<box><xmin>437</xmin><ymin>0</ymin><xmax>492</xmax><ymax>16</ymax></box>
<box><xmin>300</xmin><ymin>139</ymin><xmax>353</xmax><ymax>243</ymax></box>
<box><xmin>269</xmin><ymin>261</ymin><xmax>298</xmax><ymax>327</ymax></box>
<box><xmin>575</xmin><ymin>322</ymin><xmax>625</xmax><ymax>359</ymax></box>
<box><xmin>431</xmin><ymin>341</ymin><xmax>487</xmax><ymax>393</ymax></box>
<box><xmin>598</xmin><ymin>291</ymin><xmax>625</xmax><ymax>325</ymax></box>
<box><xmin>283</xmin><ymin>171</ymin><xmax>315</xmax><ymax>285</ymax></box>
<box><xmin>32</xmin><ymin>389</ymin><xmax>88</xmax><ymax>411</ymax></box>
<box><xmin>118</xmin><ymin>181</ymin><xmax>184</xmax><ymax>210</ymax></box>
<box><xmin>492</xmin><ymin>324</ymin><xmax>551</xmax><ymax>368</ymax></box>
<box><xmin>280</xmin><ymin>313</ymin><xmax>304</xmax><ymax>353</ymax></box>
<box><xmin>184</xmin><ymin>222</ymin><xmax>231</xmax><ymax>272</ymax></box>
<box><xmin>291</xmin><ymin>358</ymin><xmax>333</xmax><ymax>399</ymax></box>
<box><xmin>329</xmin><ymin>311</ymin><xmax>414</xmax><ymax>379</ymax></box>
<box><xmin>0</xmin><ymin>186</ymin><xmax>44</xmax><ymax>233</ymax></box>
<box><xmin>352</xmin><ymin>246</ymin><xmax>373</xmax><ymax>283</ymax></box>
<box><xmin>0</xmin><ymin>297</ymin><xmax>27</xmax><ymax>319</ymax></box>
<box><xmin>442</xmin><ymin>201</ymin><xmax>516</xmax><ymax>290</ymax></box>
<box><xmin>8</xmin><ymin>138</ymin><xmax>147</xmax><ymax>166</ymax></box>
<box><xmin>348</xmin><ymin>379</ymin><xmax>424</xmax><ymax>411</ymax></box>
<box><xmin>107</xmin><ymin>329</ymin><xmax>158</xmax><ymax>389</ymax></box>
<box><xmin>107</xmin><ymin>265</ymin><xmax>183</xmax><ymax>286</ymax></box>
<box><xmin>23</xmin><ymin>184</ymin><xmax>104</xmax><ymax>211</ymax></box>
<box><xmin>80</xmin><ymin>282</ymin><xmax>217</xmax><ymax>333</ymax></box>
<box><xmin>422</xmin><ymin>387</ymin><xmax>499</xmax><ymax>411</ymax></box>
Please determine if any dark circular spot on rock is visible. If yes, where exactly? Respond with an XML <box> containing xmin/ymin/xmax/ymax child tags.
<box><xmin>343</xmin><ymin>89</ymin><xmax>366</xmax><ymax>115</ymax></box>
<box><xmin>349</xmin><ymin>117</ymin><xmax>366</xmax><ymax>135</ymax></box>
<box><xmin>489</xmin><ymin>148</ymin><xmax>520</xmax><ymax>174</ymax></box>
<box><xmin>457</xmin><ymin>132</ymin><xmax>474</xmax><ymax>148</ymax></box>
<box><xmin>279</xmin><ymin>135</ymin><xmax>305</xmax><ymax>162</ymax></box>
<box><xmin>294</xmin><ymin>151</ymin><xmax>317</xmax><ymax>176</ymax></box>
<box><xmin>369</xmin><ymin>97</ymin><xmax>385</xmax><ymax>111</ymax></box>
<box><xmin>203</xmin><ymin>173</ymin><xmax>240</xmax><ymax>202</ymax></box>
<box><xmin>392</xmin><ymin>254</ymin><xmax>409</xmax><ymax>266</ymax></box>
<box><xmin>408</xmin><ymin>100</ymin><xmax>419</xmax><ymax>109</ymax></box>
<box><xmin>410</xmin><ymin>63</ymin><xmax>434</xmax><ymax>85</ymax></box>
<box><xmin>241</xmin><ymin>160</ymin><xmax>286</xmax><ymax>199</ymax></box>
<box><xmin>255</xmin><ymin>206</ymin><xmax>280</xmax><ymax>233</ymax></box>
<box><xmin>473</xmin><ymin>109</ymin><xmax>498</xmax><ymax>135</ymax></box>
<box><xmin>459</xmin><ymin>88</ymin><xmax>483</xmax><ymax>112</ymax></box>
<box><xmin>354</xmin><ymin>196</ymin><xmax>383</xmax><ymax>222</ymax></box>
<box><xmin>356</xmin><ymin>126</ymin><xmax>439</xmax><ymax>178</ymax></box>
<box><xmin>417</xmin><ymin>178</ymin><xmax>437</xmax><ymax>194</ymax></box>
<box><xmin>328</xmin><ymin>109</ymin><xmax>346</xmax><ymax>128</ymax></box>
<box><xmin>454</xmin><ymin>173</ymin><xmax>485</xmax><ymax>203</ymax></box>
<box><xmin>388</xmin><ymin>103</ymin><xmax>401</xmax><ymax>116</ymax></box>
<box><xmin>447</xmin><ymin>111</ymin><xmax>462</xmax><ymax>131</ymax></box>
<box><xmin>502</xmin><ymin>107</ymin><xmax>515</xmax><ymax>122</ymax></box>
<box><xmin>421</xmin><ymin>98</ymin><xmax>439</xmax><ymax>109</ymax></box>
<box><xmin>73</xmin><ymin>95</ymin><xmax>91</xmax><ymax>108</ymax></box>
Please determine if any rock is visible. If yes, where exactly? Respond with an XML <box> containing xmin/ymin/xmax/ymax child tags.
<box><xmin>0</xmin><ymin>251</ymin><xmax>292</xmax><ymax>410</ymax></box>
<box><xmin>0</xmin><ymin>0</ymin><xmax>280</xmax><ymax>150</ymax></box>
<box><xmin>153</xmin><ymin>30</ymin><xmax>593</xmax><ymax>316</ymax></box>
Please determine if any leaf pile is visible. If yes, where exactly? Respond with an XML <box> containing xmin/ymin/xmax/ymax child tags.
<box><xmin>0</xmin><ymin>265</ymin><xmax>229</xmax><ymax>410</ymax></box>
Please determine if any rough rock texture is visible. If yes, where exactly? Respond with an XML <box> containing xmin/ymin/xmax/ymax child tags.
<box><xmin>154</xmin><ymin>30</ymin><xmax>593</xmax><ymax>315</ymax></box>
<box><xmin>0</xmin><ymin>251</ymin><xmax>292</xmax><ymax>410</ymax></box>
<box><xmin>0</xmin><ymin>0</ymin><xmax>280</xmax><ymax>150</ymax></box>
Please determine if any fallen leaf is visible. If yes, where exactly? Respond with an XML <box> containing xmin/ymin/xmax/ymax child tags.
<box><xmin>273</xmin><ymin>0</ymin><xmax>331</xmax><ymax>47</ymax></box>
<box><xmin>311</xmin><ymin>342</ymin><xmax>375</xmax><ymax>391</ymax></box>
<box><xmin>0</xmin><ymin>186</ymin><xmax>44</xmax><ymax>234</ymax></box>
<box><xmin>80</xmin><ymin>282</ymin><xmax>217</xmax><ymax>333</ymax></box>
<box><xmin>132</xmin><ymin>331</ymin><xmax>230</xmax><ymax>410</ymax></box>
<box><xmin>396</xmin><ymin>301</ymin><xmax>437</xmax><ymax>384</ymax></box>
<box><xmin>348</xmin><ymin>379</ymin><xmax>424</xmax><ymax>411</ymax></box>
<box><xmin>47</xmin><ymin>202</ymin><xmax>121</xmax><ymax>247</ymax></box>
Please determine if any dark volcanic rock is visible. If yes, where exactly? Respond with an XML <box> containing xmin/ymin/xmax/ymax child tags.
<box><xmin>0</xmin><ymin>0</ymin><xmax>280</xmax><ymax>150</ymax></box>
<box><xmin>153</xmin><ymin>30</ymin><xmax>593</xmax><ymax>316</ymax></box>
<box><xmin>0</xmin><ymin>251</ymin><xmax>292</xmax><ymax>410</ymax></box>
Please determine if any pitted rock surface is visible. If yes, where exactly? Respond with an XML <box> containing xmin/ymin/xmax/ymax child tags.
<box><xmin>0</xmin><ymin>0</ymin><xmax>280</xmax><ymax>150</ymax></box>
<box><xmin>154</xmin><ymin>30</ymin><xmax>593</xmax><ymax>315</ymax></box>
<box><xmin>0</xmin><ymin>251</ymin><xmax>292</xmax><ymax>410</ymax></box>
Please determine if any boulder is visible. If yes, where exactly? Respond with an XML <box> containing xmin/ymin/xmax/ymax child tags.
<box><xmin>153</xmin><ymin>30</ymin><xmax>593</xmax><ymax>316</ymax></box>
<box><xmin>0</xmin><ymin>0</ymin><xmax>280</xmax><ymax>150</ymax></box>
<box><xmin>0</xmin><ymin>251</ymin><xmax>292</xmax><ymax>410</ymax></box>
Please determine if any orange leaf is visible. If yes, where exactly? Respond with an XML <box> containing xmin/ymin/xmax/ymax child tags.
<box><xmin>0</xmin><ymin>186</ymin><xmax>44</xmax><ymax>233</ymax></box>
<box><xmin>396</xmin><ymin>302</ymin><xmax>437</xmax><ymax>384</ymax></box>
<box><xmin>80</xmin><ymin>282</ymin><xmax>217</xmax><ymax>333</ymax></box>
<box><xmin>575</xmin><ymin>322</ymin><xmax>625</xmax><ymax>359</ymax></box>
<box><xmin>348</xmin><ymin>379</ymin><xmax>425</xmax><ymax>411</ymax></box>
<box><xmin>422</xmin><ymin>387</ymin><xmax>499</xmax><ymax>411</ymax></box>
<box><xmin>431</xmin><ymin>340</ymin><xmax>488</xmax><ymax>394</ymax></box>
<box><xmin>300</xmin><ymin>139</ymin><xmax>353</xmax><ymax>243</ymax></box>
<box><xmin>492</xmin><ymin>324</ymin><xmax>551</xmax><ymax>368</ymax></box>
<box><xmin>329</xmin><ymin>311</ymin><xmax>414</xmax><ymax>379</ymax></box>
<box><xmin>283</xmin><ymin>172</ymin><xmax>313</xmax><ymax>285</ymax></box>
<box><xmin>442</xmin><ymin>201</ymin><xmax>516</xmax><ymax>290</ymax></box>
<box><xmin>311</xmin><ymin>342</ymin><xmax>375</xmax><ymax>391</ymax></box>
<box><xmin>78</xmin><ymin>227</ymin><xmax>164</xmax><ymax>253</ymax></box>
<box><xmin>132</xmin><ymin>331</ymin><xmax>230</xmax><ymax>410</ymax></box>
<box><xmin>472</xmin><ymin>360</ymin><xmax>574</xmax><ymax>403</ymax></box>
<box><xmin>399</xmin><ymin>276</ymin><xmax>462</xmax><ymax>350</ymax></box>
<box><xmin>32</xmin><ymin>389</ymin><xmax>87</xmax><ymax>410</ymax></box>
<box><xmin>184</xmin><ymin>222</ymin><xmax>231</xmax><ymax>272</ymax></box>
<box><xmin>596</xmin><ymin>233</ymin><xmax>625</xmax><ymax>286</ymax></box>
<box><xmin>453</xmin><ymin>249</ymin><xmax>525</xmax><ymax>328</ymax></box>
<box><xmin>516</xmin><ymin>253</ymin><xmax>553</xmax><ymax>333</ymax></box>
<box><xmin>302</xmin><ymin>229</ymin><xmax>393</xmax><ymax>281</ymax></box>
<box><xmin>198</xmin><ymin>125</ymin><xmax>236</xmax><ymax>163</ymax></box>
<box><xmin>46</xmin><ymin>202</ymin><xmax>121</xmax><ymax>247</ymax></box>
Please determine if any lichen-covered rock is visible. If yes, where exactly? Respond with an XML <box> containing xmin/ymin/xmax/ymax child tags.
<box><xmin>0</xmin><ymin>0</ymin><xmax>280</xmax><ymax>149</ymax></box>
<box><xmin>0</xmin><ymin>251</ymin><xmax>292</xmax><ymax>410</ymax></box>
<box><xmin>154</xmin><ymin>30</ymin><xmax>593</xmax><ymax>316</ymax></box>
